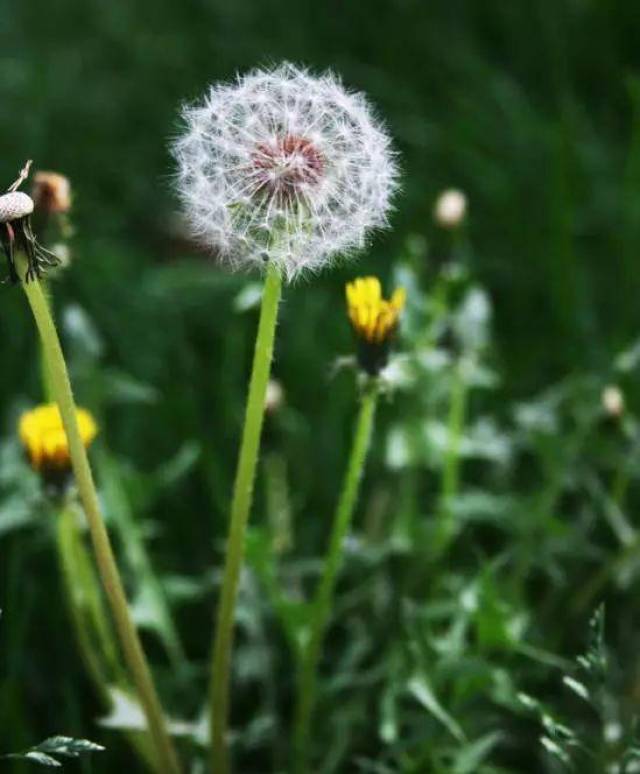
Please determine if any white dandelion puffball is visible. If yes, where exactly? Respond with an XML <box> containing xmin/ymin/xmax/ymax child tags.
<box><xmin>172</xmin><ymin>63</ymin><xmax>398</xmax><ymax>280</ymax></box>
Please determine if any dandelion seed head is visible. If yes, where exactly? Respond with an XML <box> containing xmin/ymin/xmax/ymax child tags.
<box><xmin>172</xmin><ymin>63</ymin><xmax>398</xmax><ymax>280</ymax></box>
<box><xmin>0</xmin><ymin>192</ymin><xmax>34</xmax><ymax>223</ymax></box>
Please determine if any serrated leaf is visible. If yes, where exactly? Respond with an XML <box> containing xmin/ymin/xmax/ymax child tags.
<box><xmin>36</xmin><ymin>736</ymin><xmax>105</xmax><ymax>756</ymax></box>
<box><xmin>2</xmin><ymin>735</ymin><xmax>104</xmax><ymax>767</ymax></box>
<box><xmin>24</xmin><ymin>752</ymin><xmax>62</xmax><ymax>766</ymax></box>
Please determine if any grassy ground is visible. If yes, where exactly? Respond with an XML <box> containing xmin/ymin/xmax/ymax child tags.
<box><xmin>2</xmin><ymin>1</ymin><xmax>640</xmax><ymax>772</ymax></box>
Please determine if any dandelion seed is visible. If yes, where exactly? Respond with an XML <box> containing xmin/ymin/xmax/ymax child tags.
<box><xmin>19</xmin><ymin>404</ymin><xmax>97</xmax><ymax>490</ymax></box>
<box><xmin>346</xmin><ymin>276</ymin><xmax>406</xmax><ymax>375</ymax></box>
<box><xmin>173</xmin><ymin>63</ymin><xmax>398</xmax><ymax>280</ymax></box>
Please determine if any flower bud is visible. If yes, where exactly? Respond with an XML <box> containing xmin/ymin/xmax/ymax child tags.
<box><xmin>32</xmin><ymin>172</ymin><xmax>72</xmax><ymax>214</ymax></box>
<box><xmin>434</xmin><ymin>189</ymin><xmax>467</xmax><ymax>229</ymax></box>
<box><xmin>602</xmin><ymin>385</ymin><xmax>624</xmax><ymax>418</ymax></box>
<box><xmin>265</xmin><ymin>379</ymin><xmax>285</xmax><ymax>415</ymax></box>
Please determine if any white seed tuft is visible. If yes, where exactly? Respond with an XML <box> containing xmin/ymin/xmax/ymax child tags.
<box><xmin>172</xmin><ymin>62</ymin><xmax>398</xmax><ymax>280</ymax></box>
<box><xmin>0</xmin><ymin>191</ymin><xmax>34</xmax><ymax>224</ymax></box>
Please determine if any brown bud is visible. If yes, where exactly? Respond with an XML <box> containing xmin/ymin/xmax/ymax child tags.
<box><xmin>32</xmin><ymin>171</ymin><xmax>72</xmax><ymax>214</ymax></box>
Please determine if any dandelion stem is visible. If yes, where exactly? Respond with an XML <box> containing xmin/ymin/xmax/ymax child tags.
<box><xmin>57</xmin><ymin>504</ymin><xmax>115</xmax><ymax>694</ymax></box>
<box><xmin>210</xmin><ymin>261</ymin><xmax>282</xmax><ymax>774</ymax></box>
<box><xmin>56</xmin><ymin>504</ymin><xmax>157</xmax><ymax>770</ymax></box>
<box><xmin>293</xmin><ymin>385</ymin><xmax>378</xmax><ymax>774</ymax></box>
<box><xmin>17</xmin><ymin>254</ymin><xmax>182</xmax><ymax>774</ymax></box>
<box><xmin>435</xmin><ymin>358</ymin><xmax>468</xmax><ymax>553</ymax></box>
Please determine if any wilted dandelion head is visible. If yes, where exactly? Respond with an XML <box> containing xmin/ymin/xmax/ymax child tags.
<box><xmin>172</xmin><ymin>63</ymin><xmax>398</xmax><ymax>280</ymax></box>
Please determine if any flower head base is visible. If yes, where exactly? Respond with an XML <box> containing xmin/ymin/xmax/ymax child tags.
<box><xmin>346</xmin><ymin>276</ymin><xmax>405</xmax><ymax>375</ymax></box>
<box><xmin>173</xmin><ymin>63</ymin><xmax>398</xmax><ymax>281</ymax></box>
<box><xmin>19</xmin><ymin>404</ymin><xmax>97</xmax><ymax>490</ymax></box>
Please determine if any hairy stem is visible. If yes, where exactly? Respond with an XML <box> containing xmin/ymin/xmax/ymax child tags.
<box><xmin>210</xmin><ymin>262</ymin><xmax>282</xmax><ymax>774</ymax></box>
<box><xmin>293</xmin><ymin>386</ymin><xmax>378</xmax><ymax>774</ymax></box>
<box><xmin>57</xmin><ymin>504</ymin><xmax>116</xmax><ymax>694</ymax></box>
<box><xmin>56</xmin><ymin>504</ymin><xmax>156</xmax><ymax>770</ymax></box>
<box><xmin>18</xmin><ymin>255</ymin><xmax>181</xmax><ymax>774</ymax></box>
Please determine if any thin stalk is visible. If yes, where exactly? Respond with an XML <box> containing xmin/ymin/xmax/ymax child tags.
<box><xmin>434</xmin><ymin>358</ymin><xmax>468</xmax><ymax>553</ymax></box>
<box><xmin>57</xmin><ymin>504</ymin><xmax>156</xmax><ymax>770</ymax></box>
<box><xmin>17</xmin><ymin>254</ymin><xmax>182</xmax><ymax>774</ymax></box>
<box><xmin>293</xmin><ymin>386</ymin><xmax>378</xmax><ymax>774</ymax></box>
<box><xmin>97</xmin><ymin>449</ymin><xmax>186</xmax><ymax>672</ymax></box>
<box><xmin>209</xmin><ymin>262</ymin><xmax>282</xmax><ymax>774</ymax></box>
<box><xmin>39</xmin><ymin>278</ymin><xmax>54</xmax><ymax>402</ymax></box>
<box><xmin>57</xmin><ymin>504</ymin><xmax>121</xmax><ymax>693</ymax></box>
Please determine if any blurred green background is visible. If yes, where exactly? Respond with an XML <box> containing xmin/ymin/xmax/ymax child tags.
<box><xmin>3</xmin><ymin>1</ymin><xmax>640</xmax><ymax>771</ymax></box>
<box><xmin>4</xmin><ymin>0</ymin><xmax>640</xmax><ymax>386</ymax></box>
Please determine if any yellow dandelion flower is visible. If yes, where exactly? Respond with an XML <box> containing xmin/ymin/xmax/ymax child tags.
<box><xmin>345</xmin><ymin>276</ymin><xmax>406</xmax><ymax>375</ymax></box>
<box><xmin>19</xmin><ymin>403</ymin><xmax>97</xmax><ymax>487</ymax></box>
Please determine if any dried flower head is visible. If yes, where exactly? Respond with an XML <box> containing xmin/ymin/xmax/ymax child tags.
<box><xmin>346</xmin><ymin>276</ymin><xmax>406</xmax><ymax>375</ymax></box>
<box><xmin>0</xmin><ymin>161</ymin><xmax>59</xmax><ymax>283</ymax></box>
<box><xmin>173</xmin><ymin>63</ymin><xmax>398</xmax><ymax>280</ymax></box>
<box><xmin>32</xmin><ymin>171</ymin><xmax>72</xmax><ymax>214</ymax></box>
<box><xmin>434</xmin><ymin>188</ymin><xmax>467</xmax><ymax>229</ymax></box>
<box><xmin>19</xmin><ymin>403</ymin><xmax>97</xmax><ymax>489</ymax></box>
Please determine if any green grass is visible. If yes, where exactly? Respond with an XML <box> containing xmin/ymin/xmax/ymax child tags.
<box><xmin>3</xmin><ymin>1</ymin><xmax>640</xmax><ymax>772</ymax></box>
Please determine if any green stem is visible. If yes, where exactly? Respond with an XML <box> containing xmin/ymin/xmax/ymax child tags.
<box><xmin>56</xmin><ymin>504</ymin><xmax>157</xmax><ymax>770</ymax></box>
<box><xmin>17</xmin><ymin>255</ymin><xmax>181</xmax><ymax>774</ymax></box>
<box><xmin>98</xmin><ymin>449</ymin><xmax>186</xmax><ymax>672</ymax></box>
<box><xmin>435</xmin><ymin>359</ymin><xmax>468</xmax><ymax>553</ymax></box>
<box><xmin>293</xmin><ymin>386</ymin><xmax>378</xmax><ymax>774</ymax></box>
<box><xmin>209</xmin><ymin>262</ymin><xmax>282</xmax><ymax>774</ymax></box>
<box><xmin>57</xmin><ymin>504</ymin><xmax>115</xmax><ymax>695</ymax></box>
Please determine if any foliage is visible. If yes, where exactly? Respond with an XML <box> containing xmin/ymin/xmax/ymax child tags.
<box><xmin>3</xmin><ymin>1</ymin><xmax>640</xmax><ymax>772</ymax></box>
<box><xmin>2</xmin><ymin>736</ymin><xmax>104</xmax><ymax>768</ymax></box>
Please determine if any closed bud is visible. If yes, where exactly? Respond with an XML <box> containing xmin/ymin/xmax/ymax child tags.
<box><xmin>32</xmin><ymin>171</ymin><xmax>72</xmax><ymax>214</ymax></box>
<box><xmin>602</xmin><ymin>385</ymin><xmax>624</xmax><ymax>418</ymax></box>
<box><xmin>434</xmin><ymin>188</ymin><xmax>467</xmax><ymax>229</ymax></box>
